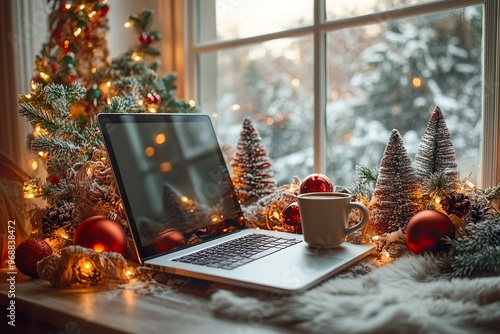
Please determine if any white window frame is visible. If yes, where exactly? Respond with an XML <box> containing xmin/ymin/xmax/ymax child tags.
<box><xmin>182</xmin><ymin>0</ymin><xmax>500</xmax><ymax>188</ymax></box>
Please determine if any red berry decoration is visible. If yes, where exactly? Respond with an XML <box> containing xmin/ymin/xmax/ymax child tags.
<box><xmin>406</xmin><ymin>209</ymin><xmax>456</xmax><ymax>255</ymax></box>
<box><xmin>73</xmin><ymin>215</ymin><xmax>127</xmax><ymax>255</ymax></box>
<box><xmin>281</xmin><ymin>202</ymin><xmax>302</xmax><ymax>234</ymax></box>
<box><xmin>15</xmin><ymin>238</ymin><xmax>53</xmax><ymax>278</ymax></box>
<box><xmin>100</xmin><ymin>4</ymin><xmax>109</xmax><ymax>16</ymax></box>
<box><xmin>48</xmin><ymin>175</ymin><xmax>61</xmax><ymax>185</ymax></box>
<box><xmin>139</xmin><ymin>32</ymin><xmax>149</xmax><ymax>44</ymax></box>
<box><xmin>147</xmin><ymin>92</ymin><xmax>161</xmax><ymax>104</ymax></box>
<box><xmin>300</xmin><ymin>173</ymin><xmax>334</xmax><ymax>194</ymax></box>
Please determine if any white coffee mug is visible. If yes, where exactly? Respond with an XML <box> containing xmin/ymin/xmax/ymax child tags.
<box><xmin>297</xmin><ymin>192</ymin><xmax>368</xmax><ymax>248</ymax></box>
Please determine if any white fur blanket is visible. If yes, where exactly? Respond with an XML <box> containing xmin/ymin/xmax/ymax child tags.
<box><xmin>209</xmin><ymin>255</ymin><xmax>500</xmax><ymax>333</ymax></box>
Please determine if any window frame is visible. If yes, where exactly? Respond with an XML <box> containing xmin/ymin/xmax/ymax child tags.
<box><xmin>183</xmin><ymin>0</ymin><xmax>500</xmax><ymax>188</ymax></box>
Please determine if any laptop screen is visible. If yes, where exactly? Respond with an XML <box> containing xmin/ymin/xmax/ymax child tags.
<box><xmin>98</xmin><ymin>113</ymin><xmax>245</xmax><ymax>260</ymax></box>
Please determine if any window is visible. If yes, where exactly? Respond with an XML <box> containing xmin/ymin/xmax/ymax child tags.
<box><xmin>185</xmin><ymin>0</ymin><xmax>500</xmax><ymax>188</ymax></box>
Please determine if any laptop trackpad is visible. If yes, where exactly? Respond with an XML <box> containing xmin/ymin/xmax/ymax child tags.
<box><xmin>265</xmin><ymin>247</ymin><xmax>345</xmax><ymax>269</ymax></box>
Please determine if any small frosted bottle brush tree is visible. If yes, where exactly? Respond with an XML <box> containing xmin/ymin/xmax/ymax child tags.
<box><xmin>369</xmin><ymin>129</ymin><xmax>422</xmax><ymax>235</ymax></box>
<box><xmin>231</xmin><ymin>117</ymin><xmax>277</xmax><ymax>206</ymax></box>
<box><xmin>413</xmin><ymin>106</ymin><xmax>461</xmax><ymax>191</ymax></box>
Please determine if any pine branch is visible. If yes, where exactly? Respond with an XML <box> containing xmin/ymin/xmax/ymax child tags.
<box><xmin>421</xmin><ymin>171</ymin><xmax>457</xmax><ymax>199</ymax></box>
<box><xmin>42</xmin><ymin>84</ymin><xmax>86</xmax><ymax>117</ymax></box>
<box><xmin>104</xmin><ymin>96</ymin><xmax>143</xmax><ymax>114</ymax></box>
<box><xmin>449</xmin><ymin>245</ymin><xmax>500</xmax><ymax>277</ymax></box>
<box><xmin>349</xmin><ymin>164</ymin><xmax>378</xmax><ymax>200</ymax></box>
<box><xmin>30</xmin><ymin>134</ymin><xmax>80</xmax><ymax>157</ymax></box>
<box><xmin>479</xmin><ymin>184</ymin><xmax>500</xmax><ymax>201</ymax></box>
<box><xmin>41</xmin><ymin>178</ymin><xmax>76</xmax><ymax>203</ymax></box>
<box><xmin>18</xmin><ymin>103</ymin><xmax>61</xmax><ymax>132</ymax></box>
<box><xmin>448</xmin><ymin>215</ymin><xmax>500</xmax><ymax>277</ymax></box>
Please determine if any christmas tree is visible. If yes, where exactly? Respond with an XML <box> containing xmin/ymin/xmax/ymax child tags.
<box><xmin>369</xmin><ymin>129</ymin><xmax>422</xmax><ymax>235</ymax></box>
<box><xmin>231</xmin><ymin>117</ymin><xmax>277</xmax><ymax>206</ymax></box>
<box><xmin>413</xmin><ymin>106</ymin><xmax>460</xmax><ymax>189</ymax></box>
<box><xmin>19</xmin><ymin>0</ymin><xmax>194</xmax><ymax>253</ymax></box>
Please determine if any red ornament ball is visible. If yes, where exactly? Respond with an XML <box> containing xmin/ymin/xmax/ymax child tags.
<box><xmin>73</xmin><ymin>216</ymin><xmax>127</xmax><ymax>255</ymax></box>
<box><xmin>156</xmin><ymin>229</ymin><xmax>185</xmax><ymax>253</ymax></box>
<box><xmin>15</xmin><ymin>238</ymin><xmax>53</xmax><ymax>278</ymax></box>
<box><xmin>406</xmin><ymin>210</ymin><xmax>456</xmax><ymax>255</ymax></box>
<box><xmin>300</xmin><ymin>173</ymin><xmax>334</xmax><ymax>194</ymax></box>
<box><xmin>281</xmin><ymin>202</ymin><xmax>302</xmax><ymax>234</ymax></box>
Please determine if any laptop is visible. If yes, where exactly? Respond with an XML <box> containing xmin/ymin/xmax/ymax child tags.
<box><xmin>97</xmin><ymin>113</ymin><xmax>374</xmax><ymax>293</ymax></box>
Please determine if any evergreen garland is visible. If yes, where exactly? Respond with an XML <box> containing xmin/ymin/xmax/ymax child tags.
<box><xmin>448</xmin><ymin>214</ymin><xmax>500</xmax><ymax>277</ymax></box>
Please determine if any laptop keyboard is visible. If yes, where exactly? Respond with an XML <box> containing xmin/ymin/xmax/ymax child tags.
<box><xmin>171</xmin><ymin>233</ymin><xmax>302</xmax><ymax>270</ymax></box>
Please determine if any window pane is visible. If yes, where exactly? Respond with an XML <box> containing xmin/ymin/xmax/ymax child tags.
<box><xmin>326</xmin><ymin>0</ymin><xmax>437</xmax><ymax>21</ymax></box>
<box><xmin>197</xmin><ymin>37</ymin><xmax>314</xmax><ymax>184</ymax></box>
<box><xmin>326</xmin><ymin>6</ymin><xmax>483</xmax><ymax>187</ymax></box>
<box><xmin>196</xmin><ymin>0</ymin><xmax>314</xmax><ymax>43</ymax></box>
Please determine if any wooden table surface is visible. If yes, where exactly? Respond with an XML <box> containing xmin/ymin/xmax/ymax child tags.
<box><xmin>0</xmin><ymin>269</ymin><xmax>296</xmax><ymax>334</ymax></box>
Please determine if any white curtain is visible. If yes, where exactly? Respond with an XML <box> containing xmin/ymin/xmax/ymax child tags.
<box><xmin>0</xmin><ymin>0</ymin><xmax>49</xmax><ymax>174</ymax></box>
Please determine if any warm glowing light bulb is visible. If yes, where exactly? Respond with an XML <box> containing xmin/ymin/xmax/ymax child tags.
<box><xmin>266</xmin><ymin>117</ymin><xmax>274</xmax><ymax>125</ymax></box>
<box><xmin>92</xmin><ymin>244</ymin><xmax>106</xmax><ymax>252</ymax></box>
<box><xmin>412</xmin><ymin>77</ymin><xmax>422</xmax><ymax>88</ymax></box>
<box><xmin>125</xmin><ymin>270</ymin><xmax>133</xmax><ymax>278</ymax></box>
<box><xmin>291</xmin><ymin>78</ymin><xmax>300</xmax><ymax>86</ymax></box>
<box><xmin>138</xmin><ymin>100</ymin><xmax>144</xmax><ymax>106</ymax></box>
<box><xmin>124</xmin><ymin>21</ymin><xmax>131</xmax><ymax>28</ymax></box>
<box><xmin>232</xmin><ymin>104</ymin><xmax>240</xmax><ymax>111</ymax></box>
<box><xmin>159</xmin><ymin>162</ymin><xmax>172</xmax><ymax>172</ymax></box>
<box><xmin>65</xmin><ymin>3</ymin><xmax>71</xmax><ymax>10</ymax></box>
<box><xmin>188</xmin><ymin>100</ymin><xmax>196</xmax><ymax>107</ymax></box>
<box><xmin>74</xmin><ymin>28</ymin><xmax>82</xmax><ymax>36</ymax></box>
<box><xmin>149</xmin><ymin>107</ymin><xmax>157</xmax><ymax>113</ymax></box>
<box><xmin>145</xmin><ymin>147</ymin><xmax>155</xmax><ymax>157</ymax></box>
<box><xmin>29</xmin><ymin>160</ymin><xmax>38</xmax><ymax>171</ymax></box>
<box><xmin>91</xmin><ymin>67</ymin><xmax>97</xmax><ymax>73</ymax></box>
<box><xmin>155</xmin><ymin>134</ymin><xmax>166</xmax><ymax>144</ymax></box>
<box><xmin>106</xmin><ymin>81</ymin><xmax>111</xmax><ymax>87</ymax></box>
<box><xmin>131</xmin><ymin>52</ymin><xmax>142</xmax><ymax>61</ymax></box>
<box><xmin>434</xmin><ymin>196</ymin><xmax>441</xmax><ymax>204</ymax></box>
<box><xmin>211</xmin><ymin>112</ymin><xmax>218</xmax><ymax>118</ymax></box>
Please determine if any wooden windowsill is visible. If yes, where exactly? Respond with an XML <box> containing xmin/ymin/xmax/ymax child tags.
<box><xmin>0</xmin><ymin>269</ymin><xmax>294</xmax><ymax>333</ymax></box>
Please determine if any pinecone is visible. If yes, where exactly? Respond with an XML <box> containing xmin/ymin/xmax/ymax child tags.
<box><xmin>465</xmin><ymin>202</ymin><xmax>490</xmax><ymax>224</ymax></box>
<box><xmin>441</xmin><ymin>192</ymin><xmax>471</xmax><ymax>218</ymax></box>
<box><xmin>42</xmin><ymin>200</ymin><xmax>76</xmax><ymax>238</ymax></box>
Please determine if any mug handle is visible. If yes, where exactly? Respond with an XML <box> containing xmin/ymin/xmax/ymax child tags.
<box><xmin>344</xmin><ymin>202</ymin><xmax>369</xmax><ymax>236</ymax></box>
